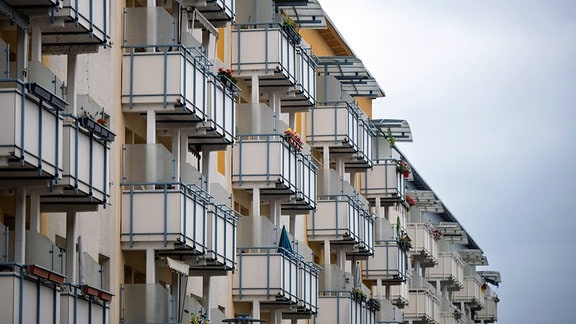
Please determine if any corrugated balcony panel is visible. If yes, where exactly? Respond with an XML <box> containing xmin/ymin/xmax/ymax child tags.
<box><xmin>282</xmin><ymin>152</ymin><xmax>318</xmax><ymax>212</ymax></box>
<box><xmin>376</xmin><ymin>298</ymin><xmax>404</xmax><ymax>323</ymax></box>
<box><xmin>188</xmin><ymin>74</ymin><xmax>236</xmax><ymax>147</ymax></box>
<box><xmin>0</xmin><ymin>81</ymin><xmax>63</xmax><ymax>179</ymax></box>
<box><xmin>61</xmin><ymin>285</ymin><xmax>109</xmax><ymax>324</ymax></box>
<box><xmin>390</xmin><ymin>282</ymin><xmax>409</xmax><ymax>308</ymax></box>
<box><xmin>232</xmin><ymin>134</ymin><xmax>299</xmax><ymax>195</ymax></box>
<box><xmin>122</xmin><ymin>48</ymin><xmax>209</xmax><ymax>123</ymax></box>
<box><xmin>121</xmin><ymin>144</ymin><xmax>210</xmax><ymax>254</ymax></box>
<box><xmin>404</xmin><ymin>290</ymin><xmax>440</xmax><ymax>324</ymax></box>
<box><xmin>452</xmin><ymin>268</ymin><xmax>484</xmax><ymax>309</ymax></box>
<box><xmin>42</xmin><ymin>117</ymin><xmax>109</xmax><ymax>207</ymax></box>
<box><xmin>361</xmin><ymin>159</ymin><xmax>406</xmax><ymax>204</ymax></box>
<box><xmin>407</xmin><ymin>223</ymin><xmax>439</xmax><ymax>267</ymax></box>
<box><xmin>306</xmin><ymin>100</ymin><xmax>362</xmax><ymax>154</ymax></box>
<box><xmin>232</xmin><ymin>24</ymin><xmax>299</xmax><ymax>87</ymax></box>
<box><xmin>177</xmin><ymin>0</ymin><xmax>235</xmax><ymax>26</ymax></box>
<box><xmin>427</xmin><ymin>251</ymin><xmax>465</xmax><ymax>291</ymax></box>
<box><xmin>316</xmin><ymin>292</ymin><xmax>374</xmax><ymax>324</ymax></box>
<box><xmin>41</xmin><ymin>0</ymin><xmax>111</xmax><ymax>53</ymax></box>
<box><xmin>121</xmin><ymin>284</ymin><xmax>177</xmax><ymax>324</ymax></box>
<box><xmin>281</xmin><ymin>46</ymin><xmax>317</xmax><ymax>111</ymax></box>
<box><xmin>0</xmin><ymin>265</ymin><xmax>61</xmax><ymax>324</ymax></box>
<box><xmin>363</xmin><ymin>240</ymin><xmax>408</xmax><ymax>283</ymax></box>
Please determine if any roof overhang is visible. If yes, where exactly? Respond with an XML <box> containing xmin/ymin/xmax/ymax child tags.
<box><xmin>317</xmin><ymin>56</ymin><xmax>384</xmax><ymax>98</ymax></box>
<box><xmin>407</xmin><ymin>190</ymin><xmax>444</xmax><ymax>213</ymax></box>
<box><xmin>459</xmin><ymin>249</ymin><xmax>488</xmax><ymax>266</ymax></box>
<box><xmin>372</xmin><ymin>119</ymin><xmax>413</xmax><ymax>142</ymax></box>
<box><xmin>276</xmin><ymin>0</ymin><xmax>326</xmax><ymax>29</ymax></box>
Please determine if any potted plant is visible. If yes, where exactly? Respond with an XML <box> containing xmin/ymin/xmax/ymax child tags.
<box><xmin>283</xmin><ymin>128</ymin><xmax>303</xmax><ymax>151</ymax></box>
<box><xmin>397</xmin><ymin>160</ymin><xmax>410</xmax><ymax>178</ymax></box>
<box><xmin>367</xmin><ymin>298</ymin><xmax>381</xmax><ymax>312</ymax></box>
<box><xmin>352</xmin><ymin>287</ymin><xmax>367</xmax><ymax>302</ymax></box>
<box><xmin>217</xmin><ymin>67</ymin><xmax>238</xmax><ymax>90</ymax></box>
<box><xmin>280</xmin><ymin>10</ymin><xmax>301</xmax><ymax>45</ymax></box>
<box><xmin>405</xmin><ymin>194</ymin><xmax>416</xmax><ymax>207</ymax></box>
<box><xmin>431</xmin><ymin>228</ymin><xmax>442</xmax><ymax>241</ymax></box>
<box><xmin>398</xmin><ymin>231</ymin><xmax>412</xmax><ymax>250</ymax></box>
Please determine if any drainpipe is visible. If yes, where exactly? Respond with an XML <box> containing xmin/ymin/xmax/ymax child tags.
<box><xmin>29</xmin><ymin>192</ymin><xmax>41</xmax><ymax>233</ymax></box>
<box><xmin>203</xmin><ymin>275</ymin><xmax>211</xmax><ymax>321</ymax></box>
<box><xmin>16</xmin><ymin>26</ymin><xmax>28</xmax><ymax>83</ymax></box>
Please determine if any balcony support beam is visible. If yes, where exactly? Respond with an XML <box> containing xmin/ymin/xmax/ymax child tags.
<box><xmin>251</xmin><ymin>75</ymin><xmax>259</xmax><ymax>103</ymax></box>
<box><xmin>67</xmin><ymin>54</ymin><xmax>77</xmax><ymax>115</ymax></box>
<box><xmin>252</xmin><ymin>187</ymin><xmax>260</xmax><ymax>216</ymax></box>
<box><xmin>66</xmin><ymin>211</ymin><xmax>77</xmax><ymax>283</ymax></box>
<box><xmin>172</xmin><ymin>129</ymin><xmax>181</xmax><ymax>181</ymax></box>
<box><xmin>30</xmin><ymin>192</ymin><xmax>41</xmax><ymax>233</ymax></box>
<box><xmin>16</xmin><ymin>26</ymin><xmax>29</xmax><ymax>83</ymax></box>
<box><xmin>146</xmin><ymin>248</ymin><xmax>155</xmax><ymax>284</ymax></box>
<box><xmin>203</xmin><ymin>275</ymin><xmax>212</xmax><ymax>321</ymax></box>
<box><xmin>323</xmin><ymin>239</ymin><xmax>330</xmax><ymax>265</ymax></box>
<box><xmin>14</xmin><ymin>187</ymin><xmax>26</xmax><ymax>264</ymax></box>
<box><xmin>147</xmin><ymin>110</ymin><xmax>156</xmax><ymax>144</ymax></box>
<box><xmin>252</xmin><ymin>300</ymin><xmax>260</xmax><ymax>321</ymax></box>
<box><xmin>31</xmin><ymin>27</ymin><xmax>42</xmax><ymax>63</ymax></box>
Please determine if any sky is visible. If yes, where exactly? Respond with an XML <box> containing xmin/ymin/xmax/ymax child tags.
<box><xmin>319</xmin><ymin>1</ymin><xmax>576</xmax><ymax>323</ymax></box>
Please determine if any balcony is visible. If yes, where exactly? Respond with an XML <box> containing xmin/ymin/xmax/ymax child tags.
<box><xmin>316</xmin><ymin>265</ymin><xmax>375</xmax><ymax>324</ymax></box>
<box><xmin>233</xmin><ymin>216</ymin><xmax>318</xmax><ymax>311</ymax></box>
<box><xmin>361</xmin><ymin>159</ymin><xmax>406</xmax><ymax>204</ymax></box>
<box><xmin>440</xmin><ymin>297</ymin><xmax>463</xmax><ymax>324</ymax></box>
<box><xmin>390</xmin><ymin>282</ymin><xmax>409</xmax><ymax>308</ymax></box>
<box><xmin>121</xmin><ymin>283</ymin><xmax>180</xmax><ymax>324</ymax></box>
<box><xmin>41</xmin><ymin>0</ymin><xmax>111</xmax><ymax>53</ymax></box>
<box><xmin>453</xmin><ymin>267</ymin><xmax>484</xmax><ymax>310</ymax></box>
<box><xmin>363</xmin><ymin>218</ymin><xmax>408</xmax><ymax>283</ymax></box>
<box><xmin>406</xmin><ymin>223</ymin><xmax>439</xmax><ymax>267</ymax></box>
<box><xmin>121</xmin><ymin>144</ymin><xmax>210</xmax><ymax>254</ymax></box>
<box><xmin>376</xmin><ymin>298</ymin><xmax>404</xmax><ymax>324</ymax></box>
<box><xmin>281</xmin><ymin>47</ymin><xmax>317</xmax><ymax>111</ymax></box>
<box><xmin>405</xmin><ymin>286</ymin><xmax>440</xmax><ymax>324</ymax></box>
<box><xmin>427</xmin><ymin>250</ymin><xmax>465</xmax><ymax>291</ymax></box>
<box><xmin>232</xmin><ymin>23</ymin><xmax>301</xmax><ymax>87</ymax></box>
<box><xmin>476</xmin><ymin>292</ymin><xmax>498</xmax><ymax>323</ymax></box>
<box><xmin>308</xmin><ymin>170</ymin><xmax>374</xmax><ymax>256</ymax></box>
<box><xmin>177</xmin><ymin>0</ymin><xmax>235</xmax><ymax>26</ymax></box>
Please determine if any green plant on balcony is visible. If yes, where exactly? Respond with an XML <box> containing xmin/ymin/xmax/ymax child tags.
<box><xmin>280</xmin><ymin>9</ymin><xmax>302</xmax><ymax>45</ymax></box>
<box><xmin>352</xmin><ymin>287</ymin><xmax>367</xmax><ymax>302</ymax></box>
<box><xmin>367</xmin><ymin>298</ymin><xmax>382</xmax><ymax>312</ymax></box>
<box><xmin>454</xmin><ymin>307</ymin><xmax>462</xmax><ymax>320</ymax></box>
<box><xmin>398</xmin><ymin>231</ymin><xmax>412</xmax><ymax>250</ymax></box>
<box><xmin>386</xmin><ymin>128</ymin><xmax>395</xmax><ymax>146</ymax></box>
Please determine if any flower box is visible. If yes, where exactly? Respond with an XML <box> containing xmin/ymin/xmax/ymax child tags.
<box><xmin>78</xmin><ymin>117</ymin><xmax>116</xmax><ymax>142</ymax></box>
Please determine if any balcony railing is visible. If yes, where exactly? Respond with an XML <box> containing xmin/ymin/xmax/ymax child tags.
<box><xmin>363</xmin><ymin>240</ymin><xmax>408</xmax><ymax>284</ymax></box>
<box><xmin>316</xmin><ymin>291</ymin><xmax>376</xmax><ymax>324</ymax></box>
<box><xmin>201</xmin><ymin>203</ymin><xmax>237</xmax><ymax>271</ymax></box>
<box><xmin>42</xmin><ymin>0</ymin><xmax>111</xmax><ymax>53</ymax></box>
<box><xmin>440</xmin><ymin>297</ymin><xmax>463</xmax><ymax>324</ymax></box>
<box><xmin>427</xmin><ymin>251</ymin><xmax>465</xmax><ymax>291</ymax></box>
<box><xmin>178</xmin><ymin>0</ymin><xmax>235</xmax><ymax>26</ymax></box>
<box><xmin>282</xmin><ymin>152</ymin><xmax>318</xmax><ymax>212</ymax></box>
<box><xmin>281</xmin><ymin>46</ymin><xmax>317</xmax><ymax>111</ymax></box>
<box><xmin>406</xmin><ymin>223</ymin><xmax>439</xmax><ymax>267</ymax></box>
<box><xmin>121</xmin><ymin>144</ymin><xmax>210</xmax><ymax>254</ymax></box>
<box><xmin>390</xmin><ymin>282</ymin><xmax>409</xmax><ymax>308</ymax></box>
<box><xmin>232</xmin><ymin>23</ymin><xmax>300</xmax><ymax>87</ymax></box>
<box><xmin>307</xmin><ymin>100</ymin><xmax>362</xmax><ymax>154</ymax></box>
<box><xmin>404</xmin><ymin>289</ymin><xmax>440</xmax><ymax>324</ymax></box>
<box><xmin>476</xmin><ymin>291</ymin><xmax>498</xmax><ymax>322</ymax></box>
<box><xmin>361</xmin><ymin>159</ymin><xmax>406</xmax><ymax>203</ymax></box>
<box><xmin>121</xmin><ymin>283</ymin><xmax>179</xmax><ymax>324</ymax></box>
<box><xmin>376</xmin><ymin>298</ymin><xmax>404</xmax><ymax>324</ymax></box>
<box><xmin>0</xmin><ymin>80</ymin><xmax>64</xmax><ymax>179</ymax></box>
<box><xmin>453</xmin><ymin>268</ymin><xmax>484</xmax><ymax>309</ymax></box>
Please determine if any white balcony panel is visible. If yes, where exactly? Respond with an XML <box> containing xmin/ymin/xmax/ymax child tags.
<box><xmin>61</xmin><ymin>285</ymin><xmax>109</xmax><ymax>324</ymax></box>
<box><xmin>178</xmin><ymin>0</ymin><xmax>235</xmax><ymax>26</ymax></box>
<box><xmin>45</xmin><ymin>120</ymin><xmax>109</xmax><ymax>205</ymax></box>
<box><xmin>316</xmin><ymin>294</ymin><xmax>369</xmax><ymax>324</ymax></box>
<box><xmin>232</xmin><ymin>25</ymin><xmax>298</xmax><ymax>87</ymax></box>
<box><xmin>122</xmin><ymin>50</ymin><xmax>209</xmax><ymax>123</ymax></box>
<box><xmin>427</xmin><ymin>251</ymin><xmax>465</xmax><ymax>290</ymax></box>
<box><xmin>0</xmin><ymin>84</ymin><xmax>63</xmax><ymax>179</ymax></box>
<box><xmin>282</xmin><ymin>47</ymin><xmax>316</xmax><ymax>111</ymax></box>
<box><xmin>308</xmin><ymin>196</ymin><xmax>360</xmax><ymax>243</ymax></box>
<box><xmin>283</xmin><ymin>153</ymin><xmax>318</xmax><ymax>212</ymax></box>
<box><xmin>440</xmin><ymin>297</ymin><xmax>463</xmax><ymax>324</ymax></box>
<box><xmin>232</xmin><ymin>135</ymin><xmax>298</xmax><ymax>194</ymax></box>
<box><xmin>404</xmin><ymin>290</ymin><xmax>440</xmax><ymax>324</ymax></box>
<box><xmin>0</xmin><ymin>267</ymin><xmax>61</xmax><ymax>324</ymax></box>
<box><xmin>453</xmin><ymin>271</ymin><xmax>484</xmax><ymax>309</ymax></box>
<box><xmin>390</xmin><ymin>282</ymin><xmax>409</xmax><ymax>308</ymax></box>
<box><xmin>307</xmin><ymin>102</ymin><xmax>361</xmax><ymax>154</ymax></box>
<box><xmin>361</xmin><ymin>159</ymin><xmax>406</xmax><ymax>203</ymax></box>
<box><xmin>476</xmin><ymin>294</ymin><xmax>498</xmax><ymax>322</ymax></box>
<box><xmin>203</xmin><ymin>204</ymin><xmax>237</xmax><ymax>270</ymax></box>
<box><xmin>376</xmin><ymin>298</ymin><xmax>404</xmax><ymax>323</ymax></box>
<box><xmin>363</xmin><ymin>241</ymin><xmax>408</xmax><ymax>283</ymax></box>
<box><xmin>297</xmin><ymin>261</ymin><xmax>320</xmax><ymax>314</ymax></box>
<box><xmin>42</xmin><ymin>0</ymin><xmax>110</xmax><ymax>53</ymax></box>
<box><xmin>25</xmin><ymin>230</ymin><xmax>66</xmax><ymax>276</ymax></box>
<box><xmin>233</xmin><ymin>249</ymin><xmax>299</xmax><ymax>304</ymax></box>
<box><xmin>407</xmin><ymin>223</ymin><xmax>439</xmax><ymax>267</ymax></box>
<box><xmin>345</xmin><ymin>117</ymin><xmax>373</xmax><ymax>170</ymax></box>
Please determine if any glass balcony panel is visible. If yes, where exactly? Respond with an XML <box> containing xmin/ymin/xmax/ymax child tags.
<box><xmin>232</xmin><ymin>25</ymin><xmax>298</xmax><ymax>87</ymax></box>
<box><xmin>124</xmin><ymin>7</ymin><xmax>178</xmax><ymax>47</ymax></box>
<box><xmin>0</xmin><ymin>82</ymin><xmax>63</xmax><ymax>178</ymax></box>
<box><xmin>121</xmin><ymin>284</ymin><xmax>176</xmax><ymax>323</ymax></box>
<box><xmin>232</xmin><ymin>135</ymin><xmax>298</xmax><ymax>194</ymax></box>
<box><xmin>233</xmin><ymin>248</ymin><xmax>299</xmax><ymax>303</ymax></box>
<box><xmin>121</xmin><ymin>144</ymin><xmax>209</xmax><ymax>252</ymax></box>
<box><xmin>0</xmin><ymin>265</ymin><xmax>60</xmax><ymax>324</ymax></box>
<box><xmin>25</xmin><ymin>230</ymin><xmax>66</xmax><ymax>275</ymax></box>
<box><xmin>122</xmin><ymin>49</ymin><xmax>209</xmax><ymax>123</ymax></box>
<box><xmin>407</xmin><ymin>223</ymin><xmax>439</xmax><ymax>266</ymax></box>
<box><xmin>235</xmin><ymin>103</ymin><xmax>275</xmax><ymax>134</ymax></box>
<box><xmin>361</xmin><ymin>159</ymin><xmax>405</xmax><ymax>203</ymax></box>
<box><xmin>43</xmin><ymin>0</ymin><xmax>111</xmax><ymax>51</ymax></box>
<box><xmin>307</xmin><ymin>101</ymin><xmax>360</xmax><ymax>153</ymax></box>
<box><xmin>9</xmin><ymin>61</ymin><xmax>66</xmax><ymax>98</ymax></box>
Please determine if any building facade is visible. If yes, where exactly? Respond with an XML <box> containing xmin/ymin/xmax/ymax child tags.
<box><xmin>0</xmin><ymin>0</ymin><xmax>500</xmax><ymax>323</ymax></box>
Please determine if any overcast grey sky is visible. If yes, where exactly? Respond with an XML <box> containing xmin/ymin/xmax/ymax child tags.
<box><xmin>319</xmin><ymin>1</ymin><xmax>576</xmax><ymax>322</ymax></box>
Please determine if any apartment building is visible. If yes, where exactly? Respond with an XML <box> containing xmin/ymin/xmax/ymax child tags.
<box><xmin>0</xmin><ymin>0</ymin><xmax>500</xmax><ymax>323</ymax></box>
